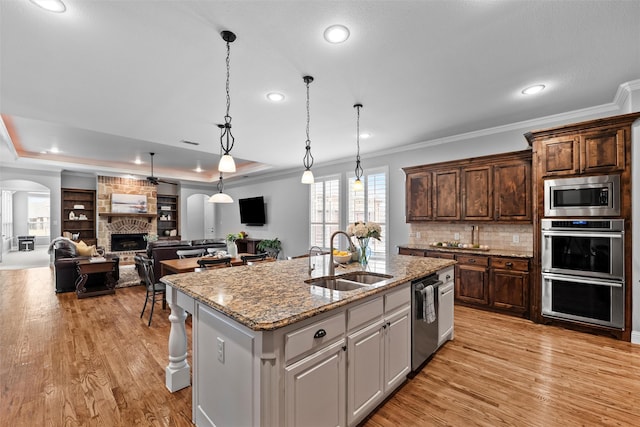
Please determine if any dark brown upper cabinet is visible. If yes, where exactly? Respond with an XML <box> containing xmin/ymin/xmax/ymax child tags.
<box><xmin>405</xmin><ymin>171</ymin><xmax>432</xmax><ymax>221</ymax></box>
<box><xmin>403</xmin><ymin>150</ymin><xmax>532</xmax><ymax>223</ymax></box>
<box><xmin>433</xmin><ymin>169</ymin><xmax>460</xmax><ymax>220</ymax></box>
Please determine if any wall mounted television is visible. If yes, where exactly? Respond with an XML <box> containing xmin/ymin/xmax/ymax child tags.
<box><xmin>239</xmin><ymin>196</ymin><xmax>266</xmax><ymax>226</ymax></box>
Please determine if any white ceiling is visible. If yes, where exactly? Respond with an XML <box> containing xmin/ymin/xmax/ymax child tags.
<box><xmin>1</xmin><ymin>0</ymin><xmax>639</xmax><ymax>184</ymax></box>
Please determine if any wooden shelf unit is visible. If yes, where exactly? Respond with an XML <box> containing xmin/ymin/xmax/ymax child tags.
<box><xmin>157</xmin><ymin>194</ymin><xmax>179</xmax><ymax>239</ymax></box>
<box><xmin>62</xmin><ymin>188</ymin><xmax>97</xmax><ymax>246</ymax></box>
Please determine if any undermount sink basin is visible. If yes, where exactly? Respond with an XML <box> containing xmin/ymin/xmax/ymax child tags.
<box><xmin>304</xmin><ymin>277</ymin><xmax>366</xmax><ymax>292</ymax></box>
<box><xmin>305</xmin><ymin>272</ymin><xmax>393</xmax><ymax>291</ymax></box>
<box><xmin>337</xmin><ymin>272</ymin><xmax>393</xmax><ymax>284</ymax></box>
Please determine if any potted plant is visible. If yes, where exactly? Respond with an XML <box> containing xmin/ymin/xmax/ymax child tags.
<box><xmin>226</xmin><ymin>233</ymin><xmax>238</xmax><ymax>258</ymax></box>
<box><xmin>257</xmin><ymin>238</ymin><xmax>282</xmax><ymax>259</ymax></box>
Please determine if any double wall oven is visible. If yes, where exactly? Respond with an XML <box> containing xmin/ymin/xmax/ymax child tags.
<box><xmin>541</xmin><ymin>218</ymin><xmax>625</xmax><ymax>329</ymax></box>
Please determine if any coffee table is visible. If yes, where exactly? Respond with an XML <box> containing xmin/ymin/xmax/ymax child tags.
<box><xmin>75</xmin><ymin>258</ymin><xmax>118</xmax><ymax>298</ymax></box>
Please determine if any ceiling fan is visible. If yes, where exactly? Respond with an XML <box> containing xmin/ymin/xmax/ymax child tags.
<box><xmin>146</xmin><ymin>152</ymin><xmax>160</xmax><ymax>185</ymax></box>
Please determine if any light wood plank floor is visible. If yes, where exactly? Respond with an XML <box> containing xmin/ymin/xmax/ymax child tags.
<box><xmin>2</xmin><ymin>267</ymin><xmax>640</xmax><ymax>426</ymax></box>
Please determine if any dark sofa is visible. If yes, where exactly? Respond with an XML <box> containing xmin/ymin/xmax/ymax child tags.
<box><xmin>52</xmin><ymin>239</ymin><xmax>120</xmax><ymax>293</ymax></box>
<box><xmin>147</xmin><ymin>239</ymin><xmax>226</xmax><ymax>279</ymax></box>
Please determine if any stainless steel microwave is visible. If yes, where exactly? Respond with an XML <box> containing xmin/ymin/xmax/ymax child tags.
<box><xmin>544</xmin><ymin>175</ymin><xmax>620</xmax><ymax>217</ymax></box>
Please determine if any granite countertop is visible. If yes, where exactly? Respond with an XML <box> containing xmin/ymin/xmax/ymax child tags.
<box><xmin>161</xmin><ymin>254</ymin><xmax>455</xmax><ymax>331</ymax></box>
<box><xmin>398</xmin><ymin>243</ymin><xmax>532</xmax><ymax>259</ymax></box>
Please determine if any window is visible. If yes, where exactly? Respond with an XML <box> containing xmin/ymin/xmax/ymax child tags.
<box><xmin>27</xmin><ymin>192</ymin><xmax>50</xmax><ymax>236</ymax></box>
<box><xmin>309</xmin><ymin>176</ymin><xmax>340</xmax><ymax>249</ymax></box>
<box><xmin>309</xmin><ymin>168</ymin><xmax>388</xmax><ymax>257</ymax></box>
<box><xmin>1</xmin><ymin>190</ymin><xmax>14</xmax><ymax>240</ymax></box>
<box><xmin>348</xmin><ymin>168</ymin><xmax>387</xmax><ymax>258</ymax></box>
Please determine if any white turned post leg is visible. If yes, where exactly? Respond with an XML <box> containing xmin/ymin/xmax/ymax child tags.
<box><xmin>166</xmin><ymin>302</ymin><xmax>190</xmax><ymax>392</ymax></box>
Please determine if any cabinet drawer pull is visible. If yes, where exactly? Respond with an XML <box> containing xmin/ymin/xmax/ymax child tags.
<box><xmin>313</xmin><ymin>329</ymin><xmax>327</xmax><ymax>339</ymax></box>
<box><xmin>505</xmin><ymin>262</ymin><xmax>513</xmax><ymax>268</ymax></box>
<box><xmin>468</xmin><ymin>259</ymin><xmax>475</xmax><ymax>263</ymax></box>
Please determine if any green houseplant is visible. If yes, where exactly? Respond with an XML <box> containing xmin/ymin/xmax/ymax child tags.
<box><xmin>256</xmin><ymin>238</ymin><xmax>282</xmax><ymax>259</ymax></box>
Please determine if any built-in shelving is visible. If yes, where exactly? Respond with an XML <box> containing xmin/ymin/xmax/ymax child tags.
<box><xmin>157</xmin><ymin>194</ymin><xmax>179</xmax><ymax>239</ymax></box>
<box><xmin>61</xmin><ymin>188</ymin><xmax>97</xmax><ymax>245</ymax></box>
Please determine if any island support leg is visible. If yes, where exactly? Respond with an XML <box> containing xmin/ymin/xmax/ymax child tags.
<box><xmin>166</xmin><ymin>301</ymin><xmax>190</xmax><ymax>392</ymax></box>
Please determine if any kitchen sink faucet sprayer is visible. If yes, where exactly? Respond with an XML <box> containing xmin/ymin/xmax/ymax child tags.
<box><xmin>308</xmin><ymin>245</ymin><xmax>323</xmax><ymax>276</ymax></box>
<box><xmin>329</xmin><ymin>231</ymin><xmax>358</xmax><ymax>277</ymax></box>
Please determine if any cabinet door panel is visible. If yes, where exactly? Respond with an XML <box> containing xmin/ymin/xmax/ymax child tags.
<box><xmin>433</xmin><ymin>169</ymin><xmax>460</xmax><ymax>220</ymax></box>
<box><xmin>494</xmin><ymin>161</ymin><xmax>531</xmax><ymax>221</ymax></box>
<box><xmin>406</xmin><ymin>172</ymin><xmax>432</xmax><ymax>221</ymax></box>
<box><xmin>580</xmin><ymin>128</ymin><xmax>625</xmax><ymax>173</ymax></box>
<box><xmin>541</xmin><ymin>135</ymin><xmax>580</xmax><ymax>176</ymax></box>
<box><xmin>438</xmin><ymin>284</ymin><xmax>454</xmax><ymax>346</ymax></box>
<box><xmin>490</xmin><ymin>269</ymin><xmax>529</xmax><ymax>314</ymax></box>
<box><xmin>285</xmin><ymin>339</ymin><xmax>346</xmax><ymax>427</ymax></box>
<box><xmin>462</xmin><ymin>166</ymin><xmax>492</xmax><ymax>220</ymax></box>
<box><xmin>347</xmin><ymin>322</ymin><xmax>384</xmax><ymax>426</ymax></box>
<box><xmin>384</xmin><ymin>306</ymin><xmax>411</xmax><ymax>391</ymax></box>
<box><xmin>455</xmin><ymin>264</ymin><xmax>489</xmax><ymax>304</ymax></box>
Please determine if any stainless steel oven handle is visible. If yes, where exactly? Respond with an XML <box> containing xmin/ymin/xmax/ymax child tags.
<box><xmin>542</xmin><ymin>273</ymin><xmax>624</xmax><ymax>287</ymax></box>
<box><xmin>541</xmin><ymin>231</ymin><xmax>624</xmax><ymax>239</ymax></box>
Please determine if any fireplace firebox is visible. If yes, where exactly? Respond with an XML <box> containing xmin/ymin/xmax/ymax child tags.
<box><xmin>111</xmin><ymin>233</ymin><xmax>147</xmax><ymax>252</ymax></box>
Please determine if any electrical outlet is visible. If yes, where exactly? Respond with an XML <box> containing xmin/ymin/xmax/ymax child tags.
<box><xmin>512</xmin><ymin>234</ymin><xmax>520</xmax><ymax>243</ymax></box>
<box><xmin>454</xmin><ymin>232</ymin><xmax>460</xmax><ymax>240</ymax></box>
<box><xmin>416</xmin><ymin>232</ymin><xmax>421</xmax><ymax>239</ymax></box>
<box><xmin>217</xmin><ymin>337</ymin><xmax>225</xmax><ymax>363</ymax></box>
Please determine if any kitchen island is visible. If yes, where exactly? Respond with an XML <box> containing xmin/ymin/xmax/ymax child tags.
<box><xmin>161</xmin><ymin>254</ymin><xmax>455</xmax><ymax>427</ymax></box>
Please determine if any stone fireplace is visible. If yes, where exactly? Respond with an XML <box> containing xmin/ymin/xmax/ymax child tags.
<box><xmin>97</xmin><ymin>176</ymin><xmax>157</xmax><ymax>263</ymax></box>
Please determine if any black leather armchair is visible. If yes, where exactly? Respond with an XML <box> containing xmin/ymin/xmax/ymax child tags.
<box><xmin>52</xmin><ymin>239</ymin><xmax>120</xmax><ymax>293</ymax></box>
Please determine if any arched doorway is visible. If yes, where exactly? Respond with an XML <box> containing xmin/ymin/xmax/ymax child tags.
<box><xmin>0</xmin><ymin>179</ymin><xmax>51</xmax><ymax>267</ymax></box>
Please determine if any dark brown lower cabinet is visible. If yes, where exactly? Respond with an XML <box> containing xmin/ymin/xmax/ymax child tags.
<box><xmin>490</xmin><ymin>257</ymin><xmax>529</xmax><ymax>316</ymax></box>
<box><xmin>455</xmin><ymin>255</ymin><xmax>489</xmax><ymax>305</ymax></box>
<box><xmin>398</xmin><ymin>247</ymin><xmax>531</xmax><ymax>318</ymax></box>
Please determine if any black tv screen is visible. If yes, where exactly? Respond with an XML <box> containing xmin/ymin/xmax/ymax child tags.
<box><xmin>239</xmin><ymin>196</ymin><xmax>266</xmax><ymax>226</ymax></box>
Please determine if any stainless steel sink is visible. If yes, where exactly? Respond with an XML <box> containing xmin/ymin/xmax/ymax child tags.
<box><xmin>305</xmin><ymin>272</ymin><xmax>393</xmax><ymax>291</ymax></box>
<box><xmin>337</xmin><ymin>272</ymin><xmax>392</xmax><ymax>284</ymax></box>
<box><xmin>304</xmin><ymin>277</ymin><xmax>367</xmax><ymax>291</ymax></box>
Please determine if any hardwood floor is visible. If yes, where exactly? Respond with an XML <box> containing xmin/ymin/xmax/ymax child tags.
<box><xmin>2</xmin><ymin>267</ymin><xmax>640</xmax><ymax>426</ymax></box>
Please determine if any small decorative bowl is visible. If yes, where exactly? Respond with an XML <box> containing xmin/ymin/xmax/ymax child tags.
<box><xmin>334</xmin><ymin>253</ymin><xmax>352</xmax><ymax>264</ymax></box>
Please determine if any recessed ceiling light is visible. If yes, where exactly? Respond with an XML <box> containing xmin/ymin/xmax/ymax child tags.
<box><xmin>134</xmin><ymin>158</ymin><xmax>142</xmax><ymax>165</ymax></box>
<box><xmin>360</xmin><ymin>132</ymin><xmax>371</xmax><ymax>139</ymax></box>
<box><xmin>324</xmin><ymin>25</ymin><xmax>350</xmax><ymax>44</ymax></box>
<box><xmin>29</xmin><ymin>0</ymin><xmax>66</xmax><ymax>13</ymax></box>
<box><xmin>522</xmin><ymin>84</ymin><xmax>546</xmax><ymax>95</ymax></box>
<box><xmin>266</xmin><ymin>92</ymin><xmax>285</xmax><ymax>102</ymax></box>
<box><xmin>195</xmin><ymin>166</ymin><xmax>203</xmax><ymax>173</ymax></box>
<box><xmin>49</xmin><ymin>147</ymin><xmax>59</xmax><ymax>153</ymax></box>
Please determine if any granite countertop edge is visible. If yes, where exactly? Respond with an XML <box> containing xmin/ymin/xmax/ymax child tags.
<box><xmin>398</xmin><ymin>244</ymin><xmax>532</xmax><ymax>258</ymax></box>
<box><xmin>161</xmin><ymin>255</ymin><xmax>456</xmax><ymax>331</ymax></box>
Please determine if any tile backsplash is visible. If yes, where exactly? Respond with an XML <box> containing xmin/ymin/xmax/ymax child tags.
<box><xmin>408</xmin><ymin>223</ymin><xmax>533</xmax><ymax>252</ymax></box>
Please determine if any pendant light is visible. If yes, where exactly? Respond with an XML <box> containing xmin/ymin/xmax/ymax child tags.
<box><xmin>301</xmin><ymin>76</ymin><xmax>315</xmax><ymax>184</ymax></box>
<box><xmin>353</xmin><ymin>103</ymin><xmax>364</xmax><ymax>191</ymax></box>
<box><xmin>209</xmin><ymin>124</ymin><xmax>233</xmax><ymax>203</ymax></box>
<box><xmin>218</xmin><ymin>30</ymin><xmax>237</xmax><ymax>173</ymax></box>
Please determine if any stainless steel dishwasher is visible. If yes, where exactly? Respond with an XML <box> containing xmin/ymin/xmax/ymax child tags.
<box><xmin>411</xmin><ymin>274</ymin><xmax>443</xmax><ymax>372</ymax></box>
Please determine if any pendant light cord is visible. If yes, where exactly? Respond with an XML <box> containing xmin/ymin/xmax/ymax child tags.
<box><xmin>354</xmin><ymin>104</ymin><xmax>363</xmax><ymax>180</ymax></box>
<box><xmin>220</xmin><ymin>32</ymin><xmax>235</xmax><ymax>155</ymax></box>
<box><xmin>303</xmin><ymin>76</ymin><xmax>314</xmax><ymax>170</ymax></box>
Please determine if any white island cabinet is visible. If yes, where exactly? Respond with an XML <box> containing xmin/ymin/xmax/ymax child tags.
<box><xmin>162</xmin><ymin>255</ymin><xmax>456</xmax><ymax>427</ymax></box>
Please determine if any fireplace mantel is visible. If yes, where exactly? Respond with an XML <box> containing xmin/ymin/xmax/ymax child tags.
<box><xmin>99</xmin><ymin>213</ymin><xmax>155</xmax><ymax>223</ymax></box>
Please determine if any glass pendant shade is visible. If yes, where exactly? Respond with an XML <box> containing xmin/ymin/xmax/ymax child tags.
<box><xmin>209</xmin><ymin>192</ymin><xmax>233</xmax><ymax>203</ymax></box>
<box><xmin>353</xmin><ymin>178</ymin><xmax>364</xmax><ymax>191</ymax></box>
<box><xmin>218</xmin><ymin>154</ymin><xmax>236</xmax><ymax>173</ymax></box>
<box><xmin>301</xmin><ymin>169</ymin><xmax>314</xmax><ymax>184</ymax></box>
